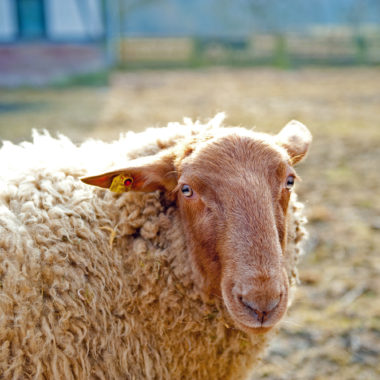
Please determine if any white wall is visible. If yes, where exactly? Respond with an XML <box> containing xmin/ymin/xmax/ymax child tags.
<box><xmin>47</xmin><ymin>0</ymin><xmax>104</xmax><ymax>40</ymax></box>
<box><xmin>0</xmin><ymin>0</ymin><xmax>16</xmax><ymax>40</ymax></box>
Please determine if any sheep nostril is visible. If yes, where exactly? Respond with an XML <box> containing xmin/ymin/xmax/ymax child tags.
<box><xmin>238</xmin><ymin>295</ymin><xmax>282</xmax><ymax>324</ymax></box>
<box><xmin>267</xmin><ymin>296</ymin><xmax>281</xmax><ymax>312</ymax></box>
<box><xmin>238</xmin><ymin>296</ymin><xmax>255</xmax><ymax>312</ymax></box>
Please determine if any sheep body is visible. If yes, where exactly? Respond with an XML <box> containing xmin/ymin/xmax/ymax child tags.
<box><xmin>0</xmin><ymin>116</ymin><xmax>307</xmax><ymax>379</ymax></box>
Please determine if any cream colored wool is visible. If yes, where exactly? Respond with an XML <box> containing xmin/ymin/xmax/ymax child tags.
<box><xmin>0</xmin><ymin>115</ymin><xmax>307</xmax><ymax>379</ymax></box>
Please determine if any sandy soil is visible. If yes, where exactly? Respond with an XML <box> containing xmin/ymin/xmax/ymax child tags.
<box><xmin>1</xmin><ymin>67</ymin><xmax>379</xmax><ymax>379</ymax></box>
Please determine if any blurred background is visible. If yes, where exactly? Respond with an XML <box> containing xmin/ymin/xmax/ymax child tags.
<box><xmin>0</xmin><ymin>1</ymin><xmax>379</xmax><ymax>379</ymax></box>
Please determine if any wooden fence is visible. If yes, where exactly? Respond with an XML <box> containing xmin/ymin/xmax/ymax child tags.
<box><xmin>119</xmin><ymin>30</ymin><xmax>380</xmax><ymax>66</ymax></box>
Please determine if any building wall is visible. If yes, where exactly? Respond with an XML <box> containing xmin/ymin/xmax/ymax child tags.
<box><xmin>0</xmin><ymin>0</ymin><xmax>104</xmax><ymax>42</ymax></box>
<box><xmin>0</xmin><ymin>0</ymin><xmax>16</xmax><ymax>40</ymax></box>
<box><xmin>47</xmin><ymin>0</ymin><xmax>104</xmax><ymax>40</ymax></box>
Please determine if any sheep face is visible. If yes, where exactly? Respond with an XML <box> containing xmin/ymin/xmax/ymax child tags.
<box><xmin>82</xmin><ymin>120</ymin><xmax>311</xmax><ymax>334</ymax></box>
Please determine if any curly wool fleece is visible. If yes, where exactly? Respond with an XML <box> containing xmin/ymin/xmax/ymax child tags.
<box><xmin>0</xmin><ymin>115</ymin><xmax>307</xmax><ymax>379</ymax></box>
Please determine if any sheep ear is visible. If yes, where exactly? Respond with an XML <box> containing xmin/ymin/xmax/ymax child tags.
<box><xmin>276</xmin><ymin>120</ymin><xmax>312</xmax><ymax>165</ymax></box>
<box><xmin>81</xmin><ymin>153</ymin><xmax>177</xmax><ymax>194</ymax></box>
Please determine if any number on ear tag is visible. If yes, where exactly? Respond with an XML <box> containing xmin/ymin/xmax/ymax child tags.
<box><xmin>109</xmin><ymin>174</ymin><xmax>133</xmax><ymax>193</ymax></box>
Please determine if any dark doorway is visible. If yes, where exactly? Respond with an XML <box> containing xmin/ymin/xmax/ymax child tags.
<box><xmin>17</xmin><ymin>0</ymin><xmax>46</xmax><ymax>39</ymax></box>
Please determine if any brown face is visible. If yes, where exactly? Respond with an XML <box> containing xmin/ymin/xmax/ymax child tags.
<box><xmin>176</xmin><ymin>133</ymin><xmax>297</xmax><ymax>333</ymax></box>
<box><xmin>81</xmin><ymin>120</ymin><xmax>311</xmax><ymax>335</ymax></box>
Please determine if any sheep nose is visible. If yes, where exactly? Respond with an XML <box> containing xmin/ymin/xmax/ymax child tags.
<box><xmin>239</xmin><ymin>295</ymin><xmax>281</xmax><ymax>324</ymax></box>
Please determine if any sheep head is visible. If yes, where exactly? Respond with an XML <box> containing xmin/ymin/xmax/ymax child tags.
<box><xmin>82</xmin><ymin>120</ymin><xmax>311</xmax><ymax>334</ymax></box>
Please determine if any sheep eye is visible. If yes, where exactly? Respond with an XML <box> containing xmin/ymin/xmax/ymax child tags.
<box><xmin>285</xmin><ymin>175</ymin><xmax>295</xmax><ymax>190</ymax></box>
<box><xmin>181</xmin><ymin>184</ymin><xmax>193</xmax><ymax>197</ymax></box>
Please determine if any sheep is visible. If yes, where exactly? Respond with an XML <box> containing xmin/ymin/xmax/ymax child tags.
<box><xmin>0</xmin><ymin>114</ymin><xmax>311</xmax><ymax>379</ymax></box>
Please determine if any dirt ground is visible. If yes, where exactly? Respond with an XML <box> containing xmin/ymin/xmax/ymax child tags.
<box><xmin>0</xmin><ymin>67</ymin><xmax>379</xmax><ymax>379</ymax></box>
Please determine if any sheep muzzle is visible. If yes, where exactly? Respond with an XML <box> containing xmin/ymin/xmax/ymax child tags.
<box><xmin>221</xmin><ymin>267</ymin><xmax>289</xmax><ymax>333</ymax></box>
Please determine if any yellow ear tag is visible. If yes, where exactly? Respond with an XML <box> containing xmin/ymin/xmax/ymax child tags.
<box><xmin>109</xmin><ymin>174</ymin><xmax>133</xmax><ymax>193</ymax></box>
